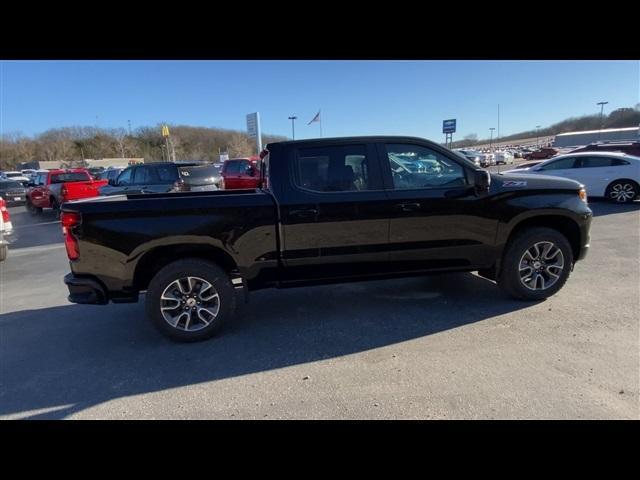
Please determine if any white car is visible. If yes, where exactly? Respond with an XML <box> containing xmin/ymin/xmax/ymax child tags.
<box><xmin>494</xmin><ymin>150</ymin><xmax>514</xmax><ymax>165</ymax></box>
<box><xmin>503</xmin><ymin>152</ymin><xmax>640</xmax><ymax>203</ymax></box>
<box><xmin>1</xmin><ymin>171</ymin><xmax>30</xmax><ymax>186</ymax></box>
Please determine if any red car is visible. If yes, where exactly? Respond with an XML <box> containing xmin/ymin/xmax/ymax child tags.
<box><xmin>26</xmin><ymin>168</ymin><xmax>108</xmax><ymax>218</ymax></box>
<box><xmin>523</xmin><ymin>147</ymin><xmax>558</xmax><ymax>160</ymax></box>
<box><xmin>220</xmin><ymin>156</ymin><xmax>261</xmax><ymax>190</ymax></box>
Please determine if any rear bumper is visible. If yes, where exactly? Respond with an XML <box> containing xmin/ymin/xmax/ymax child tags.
<box><xmin>64</xmin><ymin>273</ymin><xmax>109</xmax><ymax>305</ymax></box>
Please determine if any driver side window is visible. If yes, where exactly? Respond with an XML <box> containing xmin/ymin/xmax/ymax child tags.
<box><xmin>385</xmin><ymin>144</ymin><xmax>467</xmax><ymax>190</ymax></box>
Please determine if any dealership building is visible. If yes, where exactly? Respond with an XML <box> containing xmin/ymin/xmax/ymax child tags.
<box><xmin>554</xmin><ymin>126</ymin><xmax>640</xmax><ymax>147</ymax></box>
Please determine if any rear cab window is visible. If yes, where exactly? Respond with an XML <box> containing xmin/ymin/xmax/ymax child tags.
<box><xmin>50</xmin><ymin>171</ymin><xmax>91</xmax><ymax>183</ymax></box>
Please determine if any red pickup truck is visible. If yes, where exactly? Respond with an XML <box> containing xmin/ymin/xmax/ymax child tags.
<box><xmin>26</xmin><ymin>169</ymin><xmax>108</xmax><ymax>218</ymax></box>
<box><xmin>220</xmin><ymin>156</ymin><xmax>262</xmax><ymax>190</ymax></box>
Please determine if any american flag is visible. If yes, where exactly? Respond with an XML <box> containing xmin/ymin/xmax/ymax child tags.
<box><xmin>307</xmin><ymin>111</ymin><xmax>321</xmax><ymax>125</ymax></box>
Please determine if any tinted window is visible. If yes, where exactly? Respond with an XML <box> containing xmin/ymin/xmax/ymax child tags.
<box><xmin>538</xmin><ymin>157</ymin><xmax>577</xmax><ymax>171</ymax></box>
<box><xmin>295</xmin><ymin>145</ymin><xmax>372</xmax><ymax>192</ymax></box>
<box><xmin>224</xmin><ymin>161</ymin><xmax>242</xmax><ymax>175</ymax></box>
<box><xmin>155</xmin><ymin>164</ymin><xmax>179</xmax><ymax>182</ymax></box>
<box><xmin>117</xmin><ymin>168</ymin><xmax>133</xmax><ymax>185</ymax></box>
<box><xmin>386</xmin><ymin>144</ymin><xmax>466</xmax><ymax>190</ymax></box>
<box><xmin>577</xmin><ymin>157</ymin><xmax>612</xmax><ymax>168</ymax></box>
<box><xmin>180</xmin><ymin>165</ymin><xmax>221</xmax><ymax>179</ymax></box>
<box><xmin>133</xmin><ymin>166</ymin><xmax>153</xmax><ymax>184</ymax></box>
<box><xmin>50</xmin><ymin>172</ymin><xmax>91</xmax><ymax>183</ymax></box>
<box><xmin>37</xmin><ymin>173</ymin><xmax>47</xmax><ymax>186</ymax></box>
<box><xmin>611</xmin><ymin>158</ymin><xmax>631</xmax><ymax>166</ymax></box>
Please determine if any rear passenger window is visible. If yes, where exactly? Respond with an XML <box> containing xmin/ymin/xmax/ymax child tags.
<box><xmin>578</xmin><ymin>157</ymin><xmax>614</xmax><ymax>168</ymax></box>
<box><xmin>133</xmin><ymin>166</ymin><xmax>152</xmax><ymax>184</ymax></box>
<box><xmin>295</xmin><ymin>145</ymin><xmax>372</xmax><ymax>192</ymax></box>
<box><xmin>224</xmin><ymin>161</ymin><xmax>241</xmax><ymax>175</ymax></box>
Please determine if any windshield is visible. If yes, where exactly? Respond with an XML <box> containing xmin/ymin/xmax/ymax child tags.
<box><xmin>0</xmin><ymin>181</ymin><xmax>24</xmax><ymax>190</ymax></box>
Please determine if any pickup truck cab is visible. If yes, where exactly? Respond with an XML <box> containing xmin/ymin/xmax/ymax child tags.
<box><xmin>26</xmin><ymin>169</ymin><xmax>107</xmax><ymax>219</ymax></box>
<box><xmin>61</xmin><ymin>136</ymin><xmax>592</xmax><ymax>342</ymax></box>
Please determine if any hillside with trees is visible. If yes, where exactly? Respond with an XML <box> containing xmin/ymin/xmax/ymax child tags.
<box><xmin>0</xmin><ymin>124</ymin><xmax>288</xmax><ymax>170</ymax></box>
<box><xmin>451</xmin><ymin>105</ymin><xmax>640</xmax><ymax>148</ymax></box>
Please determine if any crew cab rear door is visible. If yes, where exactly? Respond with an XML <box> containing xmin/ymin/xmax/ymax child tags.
<box><xmin>274</xmin><ymin>142</ymin><xmax>390</xmax><ymax>281</ymax></box>
<box><xmin>378</xmin><ymin>142</ymin><xmax>498</xmax><ymax>271</ymax></box>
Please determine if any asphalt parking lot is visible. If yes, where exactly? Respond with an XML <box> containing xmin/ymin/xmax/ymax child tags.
<box><xmin>1</xmin><ymin>196</ymin><xmax>638</xmax><ymax>420</ymax></box>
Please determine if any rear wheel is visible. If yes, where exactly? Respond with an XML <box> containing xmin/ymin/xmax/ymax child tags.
<box><xmin>498</xmin><ymin>227</ymin><xmax>573</xmax><ymax>301</ymax></box>
<box><xmin>145</xmin><ymin>258</ymin><xmax>237</xmax><ymax>342</ymax></box>
<box><xmin>605</xmin><ymin>180</ymin><xmax>638</xmax><ymax>204</ymax></box>
<box><xmin>51</xmin><ymin>198</ymin><xmax>61</xmax><ymax>219</ymax></box>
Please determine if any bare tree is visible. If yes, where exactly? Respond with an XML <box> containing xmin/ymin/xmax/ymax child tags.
<box><xmin>111</xmin><ymin>128</ymin><xmax>129</xmax><ymax>158</ymax></box>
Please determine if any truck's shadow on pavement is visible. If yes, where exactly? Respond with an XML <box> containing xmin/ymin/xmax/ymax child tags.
<box><xmin>1</xmin><ymin>272</ymin><xmax>538</xmax><ymax>419</ymax></box>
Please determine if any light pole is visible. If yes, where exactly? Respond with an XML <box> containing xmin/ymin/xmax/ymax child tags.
<box><xmin>597</xmin><ymin>101</ymin><xmax>608</xmax><ymax>141</ymax></box>
<box><xmin>489</xmin><ymin>128</ymin><xmax>495</xmax><ymax>151</ymax></box>
<box><xmin>536</xmin><ymin>125</ymin><xmax>541</xmax><ymax>147</ymax></box>
<box><xmin>288</xmin><ymin>116</ymin><xmax>298</xmax><ymax>140</ymax></box>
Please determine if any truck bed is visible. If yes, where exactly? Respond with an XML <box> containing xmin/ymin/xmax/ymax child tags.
<box><xmin>63</xmin><ymin>189</ymin><xmax>279</xmax><ymax>297</ymax></box>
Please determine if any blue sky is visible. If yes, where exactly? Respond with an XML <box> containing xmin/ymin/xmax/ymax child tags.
<box><xmin>1</xmin><ymin>60</ymin><xmax>638</xmax><ymax>141</ymax></box>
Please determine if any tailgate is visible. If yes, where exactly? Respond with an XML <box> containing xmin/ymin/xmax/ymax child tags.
<box><xmin>63</xmin><ymin>180</ymin><xmax>108</xmax><ymax>201</ymax></box>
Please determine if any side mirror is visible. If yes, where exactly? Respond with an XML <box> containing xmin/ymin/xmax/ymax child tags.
<box><xmin>474</xmin><ymin>170</ymin><xmax>491</xmax><ymax>192</ymax></box>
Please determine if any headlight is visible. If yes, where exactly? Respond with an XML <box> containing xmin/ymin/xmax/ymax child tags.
<box><xmin>579</xmin><ymin>188</ymin><xmax>587</xmax><ymax>203</ymax></box>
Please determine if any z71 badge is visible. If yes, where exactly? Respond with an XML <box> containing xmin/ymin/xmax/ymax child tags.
<box><xmin>502</xmin><ymin>180</ymin><xmax>527</xmax><ymax>187</ymax></box>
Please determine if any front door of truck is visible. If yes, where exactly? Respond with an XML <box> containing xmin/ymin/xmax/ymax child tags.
<box><xmin>379</xmin><ymin>142</ymin><xmax>498</xmax><ymax>271</ymax></box>
<box><xmin>278</xmin><ymin>142</ymin><xmax>390</xmax><ymax>281</ymax></box>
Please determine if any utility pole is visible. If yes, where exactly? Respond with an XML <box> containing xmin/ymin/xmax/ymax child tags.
<box><xmin>288</xmin><ymin>116</ymin><xmax>297</xmax><ymax>140</ymax></box>
<box><xmin>489</xmin><ymin>128</ymin><xmax>495</xmax><ymax>151</ymax></box>
<box><xmin>128</xmin><ymin>120</ymin><xmax>132</xmax><ymax>135</ymax></box>
<box><xmin>597</xmin><ymin>101</ymin><xmax>608</xmax><ymax>142</ymax></box>
<box><xmin>497</xmin><ymin>104</ymin><xmax>500</xmax><ymax>148</ymax></box>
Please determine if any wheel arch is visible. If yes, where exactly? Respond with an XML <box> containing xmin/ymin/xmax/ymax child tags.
<box><xmin>133</xmin><ymin>244</ymin><xmax>239</xmax><ymax>292</ymax></box>
<box><xmin>493</xmin><ymin>213</ymin><xmax>582</xmax><ymax>278</ymax></box>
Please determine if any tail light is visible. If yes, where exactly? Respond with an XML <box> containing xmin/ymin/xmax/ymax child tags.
<box><xmin>61</xmin><ymin>211</ymin><xmax>81</xmax><ymax>260</ymax></box>
<box><xmin>1</xmin><ymin>199</ymin><xmax>9</xmax><ymax>223</ymax></box>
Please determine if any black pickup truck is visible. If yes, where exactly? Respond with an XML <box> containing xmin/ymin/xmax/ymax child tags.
<box><xmin>61</xmin><ymin>136</ymin><xmax>592</xmax><ymax>342</ymax></box>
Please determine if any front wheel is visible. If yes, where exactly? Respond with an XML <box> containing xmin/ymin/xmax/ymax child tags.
<box><xmin>26</xmin><ymin>199</ymin><xmax>42</xmax><ymax>216</ymax></box>
<box><xmin>498</xmin><ymin>227</ymin><xmax>573</xmax><ymax>301</ymax></box>
<box><xmin>605</xmin><ymin>180</ymin><xmax>638</xmax><ymax>204</ymax></box>
<box><xmin>145</xmin><ymin>258</ymin><xmax>237</xmax><ymax>342</ymax></box>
